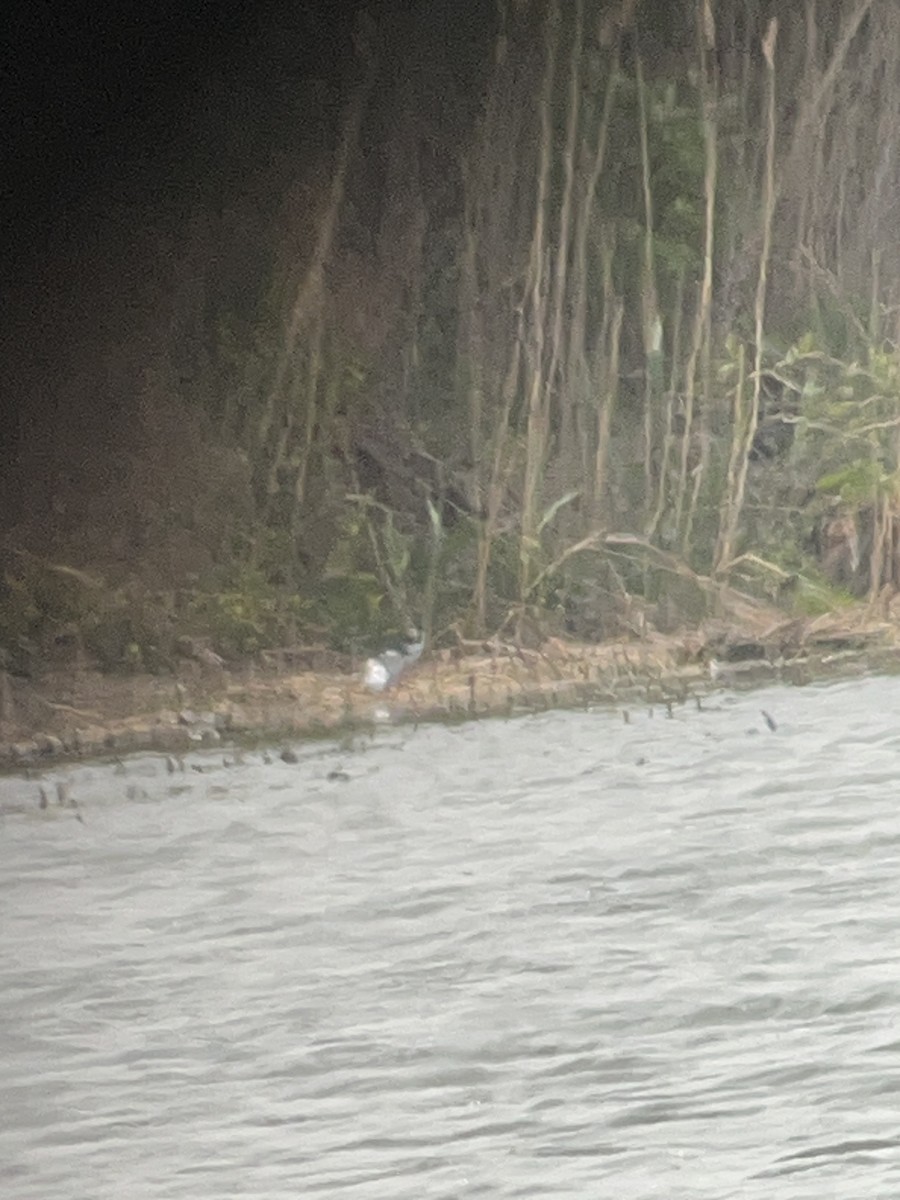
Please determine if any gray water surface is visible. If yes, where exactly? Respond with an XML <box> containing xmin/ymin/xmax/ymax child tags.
<box><xmin>3</xmin><ymin>676</ymin><xmax>900</xmax><ymax>1198</ymax></box>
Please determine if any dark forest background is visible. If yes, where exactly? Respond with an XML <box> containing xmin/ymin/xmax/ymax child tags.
<box><xmin>3</xmin><ymin>0</ymin><xmax>899</xmax><ymax>673</ymax></box>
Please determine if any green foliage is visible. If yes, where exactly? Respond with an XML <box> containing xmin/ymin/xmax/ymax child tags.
<box><xmin>610</xmin><ymin>76</ymin><xmax>706</xmax><ymax>286</ymax></box>
<box><xmin>790</xmin><ymin>573</ymin><xmax>856</xmax><ymax>617</ymax></box>
<box><xmin>816</xmin><ymin>461</ymin><xmax>895</xmax><ymax>505</ymax></box>
<box><xmin>486</xmin><ymin>531</ymin><xmax>522</xmax><ymax>612</ymax></box>
<box><xmin>82</xmin><ymin>592</ymin><xmax>171</xmax><ymax>674</ymax></box>
<box><xmin>12</xmin><ymin>11</ymin><xmax>900</xmax><ymax>673</ymax></box>
<box><xmin>782</xmin><ymin>337</ymin><xmax>900</xmax><ymax>507</ymax></box>
<box><xmin>185</xmin><ymin>568</ymin><xmax>309</xmax><ymax>658</ymax></box>
<box><xmin>311</xmin><ymin>573</ymin><xmax>387</xmax><ymax>652</ymax></box>
<box><xmin>0</xmin><ymin>558</ymin><xmax>103</xmax><ymax>668</ymax></box>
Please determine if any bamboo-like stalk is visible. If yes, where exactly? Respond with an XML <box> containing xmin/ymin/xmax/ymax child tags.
<box><xmin>458</xmin><ymin>172</ymin><xmax>482</xmax><ymax>510</ymax></box>
<box><xmin>594</xmin><ymin>298</ymin><xmax>624</xmax><ymax>515</ymax></box>
<box><xmin>460</xmin><ymin>8</ymin><xmax>531</xmax><ymax>635</ymax></box>
<box><xmin>582</xmin><ymin>241</ymin><xmax>612</xmax><ymax>519</ymax></box>
<box><xmin>293</xmin><ymin>316</ymin><xmax>324</xmax><ymax>513</ymax></box>
<box><xmin>783</xmin><ymin>0</ymin><xmax>877</xmax><ymax>314</ymax></box>
<box><xmin>592</xmin><ymin>227</ymin><xmax>623</xmax><ymax>522</ymax></box>
<box><xmin>715</xmin><ymin>17</ymin><xmax>779</xmax><ymax>574</ymax></box>
<box><xmin>792</xmin><ymin>0</ymin><xmax>818</xmax><ymax>296</ymax></box>
<box><xmin>518</xmin><ymin>0</ymin><xmax>558</xmax><ymax>608</ymax></box>
<box><xmin>472</xmin><ymin>329</ymin><xmax>523</xmax><ymax>632</ymax></box>
<box><xmin>567</xmin><ymin>55</ymin><xmax>619</xmax><ymax>519</ymax></box>
<box><xmin>783</xmin><ymin>0</ymin><xmax>875</xmax><ymax>193</ymax></box>
<box><xmin>567</xmin><ymin>57</ymin><xmax>618</xmax><ymax>386</ymax></box>
<box><xmin>869</xmin><ymin>486</ymin><xmax>888</xmax><ymax>603</ymax></box>
<box><xmin>647</xmin><ymin>265</ymin><xmax>685</xmax><ymax>538</ymax></box>
<box><xmin>713</xmin><ymin>341</ymin><xmax>747</xmax><ymax>569</ymax></box>
<box><xmin>635</xmin><ymin>54</ymin><xmax>662</xmax><ymax>523</ymax></box>
<box><xmin>257</xmin><ymin>35</ymin><xmax>376</xmax><ymax>502</ymax></box>
<box><xmin>675</xmin><ymin>1</ymin><xmax>718</xmax><ymax>554</ymax></box>
<box><xmin>547</xmin><ymin>0</ymin><xmax>583</xmax><ymax>474</ymax></box>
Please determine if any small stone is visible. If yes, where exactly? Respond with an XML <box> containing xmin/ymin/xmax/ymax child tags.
<box><xmin>34</xmin><ymin>734</ymin><xmax>61</xmax><ymax>757</ymax></box>
<box><xmin>11</xmin><ymin>741</ymin><xmax>38</xmax><ymax>764</ymax></box>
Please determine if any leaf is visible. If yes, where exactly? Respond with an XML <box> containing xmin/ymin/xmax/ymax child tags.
<box><xmin>816</xmin><ymin>460</ymin><xmax>883</xmax><ymax>503</ymax></box>
<box><xmin>425</xmin><ymin>497</ymin><xmax>443</xmax><ymax>541</ymax></box>
<box><xmin>796</xmin><ymin>331</ymin><xmax>819</xmax><ymax>356</ymax></box>
<box><xmin>537</xmin><ymin>490</ymin><xmax>581</xmax><ymax>535</ymax></box>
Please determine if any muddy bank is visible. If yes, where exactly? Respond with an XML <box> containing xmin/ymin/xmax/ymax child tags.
<box><xmin>2</xmin><ymin>606</ymin><xmax>900</xmax><ymax>771</ymax></box>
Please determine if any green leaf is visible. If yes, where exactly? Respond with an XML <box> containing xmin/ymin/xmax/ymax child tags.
<box><xmin>425</xmin><ymin>497</ymin><xmax>444</xmax><ymax>541</ymax></box>
<box><xmin>816</xmin><ymin>460</ymin><xmax>883</xmax><ymax>503</ymax></box>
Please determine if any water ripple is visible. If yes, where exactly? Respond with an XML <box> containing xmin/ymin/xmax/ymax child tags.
<box><xmin>4</xmin><ymin>674</ymin><xmax>900</xmax><ymax>1196</ymax></box>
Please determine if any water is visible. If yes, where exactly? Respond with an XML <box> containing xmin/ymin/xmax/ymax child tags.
<box><xmin>3</xmin><ymin>674</ymin><xmax>900</xmax><ymax>1198</ymax></box>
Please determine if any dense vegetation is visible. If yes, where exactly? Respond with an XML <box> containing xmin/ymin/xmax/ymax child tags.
<box><xmin>4</xmin><ymin>0</ymin><xmax>900</xmax><ymax>673</ymax></box>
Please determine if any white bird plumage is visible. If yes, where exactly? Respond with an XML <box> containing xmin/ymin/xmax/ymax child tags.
<box><xmin>363</xmin><ymin>629</ymin><xmax>424</xmax><ymax>692</ymax></box>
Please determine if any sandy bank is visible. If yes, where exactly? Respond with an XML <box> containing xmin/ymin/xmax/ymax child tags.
<box><xmin>2</xmin><ymin>606</ymin><xmax>899</xmax><ymax>770</ymax></box>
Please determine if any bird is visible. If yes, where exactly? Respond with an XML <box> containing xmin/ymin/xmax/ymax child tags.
<box><xmin>363</xmin><ymin>628</ymin><xmax>424</xmax><ymax>692</ymax></box>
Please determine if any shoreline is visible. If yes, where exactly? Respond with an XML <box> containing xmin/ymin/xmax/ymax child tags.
<box><xmin>3</xmin><ymin>605</ymin><xmax>900</xmax><ymax>772</ymax></box>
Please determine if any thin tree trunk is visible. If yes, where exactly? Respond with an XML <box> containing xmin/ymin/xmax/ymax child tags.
<box><xmin>549</xmin><ymin>0</ymin><xmax>584</xmax><ymax>476</ymax></box>
<box><xmin>715</xmin><ymin>17</ymin><xmax>778</xmax><ymax>573</ymax></box>
<box><xmin>680</xmin><ymin>0</ymin><xmax>719</xmax><ymax>558</ymax></box>
<box><xmin>594</xmin><ymin>300</ymin><xmax>624</xmax><ymax>515</ymax></box>
<box><xmin>258</xmin><ymin>36</ymin><xmax>376</xmax><ymax>464</ymax></box>
<box><xmin>635</xmin><ymin>54</ymin><xmax>662</xmax><ymax>525</ymax></box>
<box><xmin>519</xmin><ymin>0</ymin><xmax>558</xmax><ymax>609</ymax></box>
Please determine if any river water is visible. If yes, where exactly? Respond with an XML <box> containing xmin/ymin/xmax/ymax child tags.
<box><xmin>2</xmin><ymin>674</ymin><xmax>900</xmax><ymax>1198</ymax></box>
